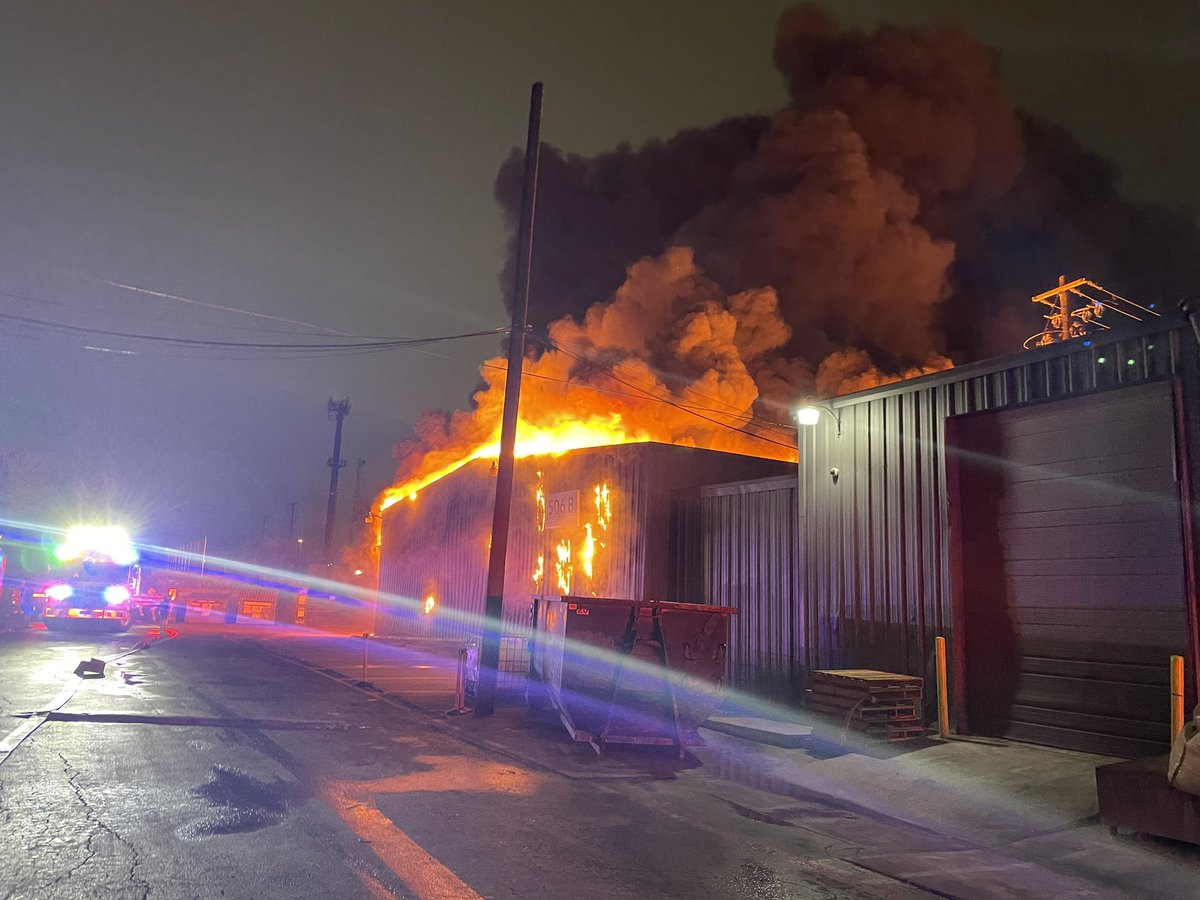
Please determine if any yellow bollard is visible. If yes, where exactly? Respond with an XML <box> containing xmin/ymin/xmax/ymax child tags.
<box><xmin>935</xmin><ymin>636</ymin><xmax>950</xmax><ymax>739</ymax></box>
<box><xmin>1171</xmin><ymin>655</ymin><xmax>1185</xmax><ymax>741</ymax></box>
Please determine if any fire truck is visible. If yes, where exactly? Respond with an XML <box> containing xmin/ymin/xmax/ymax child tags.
<box><xmin>38</xmin><ymin>525</ymin><xmax>162</xmax><ymax>631</ymax></box>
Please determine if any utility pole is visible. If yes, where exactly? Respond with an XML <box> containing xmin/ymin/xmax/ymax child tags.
<box><xmin>288</xmin><ymin>502</ymin><xmax>298</xmax><ymax>539</ymax></box>
<box><xmin>1057</xmin><ymin>274</ymin><xmax>1071</xmax><ymax>343</ymax></box>
<box><xmin>476</xmin><ymin>82</ymin><xmax>543</xmax><ymax>717</ymax></box>
<box><xmin>323</xmin><ymin>397</ymin><xmax>351</xmax><ymax>565</ymax></box>
<box><xmin>1026</xmin><ymin>276</ymin><xmax>1158</xmax><ymax>350</ymax></box>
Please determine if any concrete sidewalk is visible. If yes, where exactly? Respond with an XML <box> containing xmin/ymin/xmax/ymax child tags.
<box><xmin>240</xmin><ymin>624</ymin><xmax>1200</xmax><ymax>898</ymax></box>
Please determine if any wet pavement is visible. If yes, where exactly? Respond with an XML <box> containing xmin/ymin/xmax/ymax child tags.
<box><xmin>2</xmin><ymin>621</ymin><xmax>1198</xmax><ymax>898</ymax></box>
<box><xmin>254</xmin><ymin>622</ymin><xmax>1200</xmax><ymax>899</ymax></box>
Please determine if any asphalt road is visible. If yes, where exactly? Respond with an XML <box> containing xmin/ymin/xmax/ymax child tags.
<box><xmin>0</xmin><ymin>622</ymin><xmax>1134</xmax><ymax>899</ymax></box>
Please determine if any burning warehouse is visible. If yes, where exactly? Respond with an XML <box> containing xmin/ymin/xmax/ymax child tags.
<box><xmin>376</xmin><ymin>442</ymin><xmax>791</xmax><ymax>642</ymax></box>
<box><xmin>366</xmin><ymin>8</ymin><xmax>1200</xmax><ymax>760</ymax></box>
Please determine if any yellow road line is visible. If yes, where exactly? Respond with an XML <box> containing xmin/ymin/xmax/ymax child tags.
<box><xmin>321</xmin><ymin>779</ymin><xmax>481</xmax><ymax>900</ymax></box>
<box><xmin>319</xmin><ymin>755</ymin><xmax>542</xmax><ymax>899</ymax></box>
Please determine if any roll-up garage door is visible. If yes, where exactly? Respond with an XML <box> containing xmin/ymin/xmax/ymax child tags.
<box><xmin>951</xmin><ymin>379</ymin><xmax>1188</xmax><ymax>757</ymax></box>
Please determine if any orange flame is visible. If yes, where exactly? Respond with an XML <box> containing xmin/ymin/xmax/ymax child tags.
<box><xmin>381</xmin><ymin>417</ymin><xmax>650</xmax><ymax>511</ymax></box>
<box><xmin>532</xmin><ymin>553</ymin><xmax>544</xmax><ymax>591</ymax></box>
<box><xmin>555</xmin><ymin>539</ymin><xmax>572</xmax><ymax>594</ymax></box>
<box><xmin>594</xmin><ymin>483</ymin><xmax>610</xmax><ymax>534</ymax></box>
<box><xmin>580</xmin><ymin>523</ymin><xmax>595</xmax><ymax>581</ymax></box>
<box><xmin>379</xmin><ymin>250</ymin><xmax>800</xmax><ymax>515</ymax></box>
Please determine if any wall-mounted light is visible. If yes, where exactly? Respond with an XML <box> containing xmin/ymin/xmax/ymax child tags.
<box><xmin>796</xmin><ymin>406</ymin><xmax>821</xmax><ymax>426</ymax></box>
<box><xmin>795</xmin><ymin>402</ymin><xmax>843</xmax><ymax>436</ymax></box>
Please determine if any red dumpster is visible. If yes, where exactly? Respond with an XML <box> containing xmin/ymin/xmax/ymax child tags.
<box><xmin>530</xmin><ymin>596</ymin><xmax>734</xmax><ymax>755</ymax></box>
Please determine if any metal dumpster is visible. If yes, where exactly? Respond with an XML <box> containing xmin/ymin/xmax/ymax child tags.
<box><xmin>529</xmin><ymin>596</ymin><xmax>734</xmax><ymax>755</ymax></box>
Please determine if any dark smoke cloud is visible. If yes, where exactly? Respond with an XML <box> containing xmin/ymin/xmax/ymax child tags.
<box><xmin>495</xmin><ymin>4</ymin><xmax>1199</xmax><ymax>384</ymax></box>
<box><xmin>493</xmin><ymin>116</ymin><xmax>766</xmax><ymax>331</ymax></box>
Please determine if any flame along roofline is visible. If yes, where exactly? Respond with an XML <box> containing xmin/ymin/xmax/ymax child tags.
<box><xmin>379</xmin><ymin>436</ymin><xmax>661</xmax><ymax>513</ymax></box>
<box><xmin>379</xmin><ymin>437</ymin><xmax>795</xmax><ymax>515</ymax></box>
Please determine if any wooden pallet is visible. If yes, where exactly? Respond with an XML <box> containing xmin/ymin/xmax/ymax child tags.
<box><xmin>811</xmin><ymin>669</ymin><xmax>924</xmax><ymax>690</ymax></box>
<box><xmin>807</xmin><ymin>691</ymin><xmax>919</xmax><ymax>711</ymax></box>
<box><xmin>807</xmin><ymin>700</ymin><xmax>919</xmax><ymax>720</ymax></box>
<box><xmin>810</xmin><ymin>682</ymin><xmax>923</xmax><ymax>703</ymax></box>
<box><xmin>806</xmin><ymin>669</ymin><xmax>926</xmax><ymax>742</ymax></box>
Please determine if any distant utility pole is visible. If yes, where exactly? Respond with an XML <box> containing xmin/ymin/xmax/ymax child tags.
<box><xmin>1025</xmin><ymin>275</ymin><xmax>1159</xmax><ymax>349</ymax></box>
<box><xmin>323</xmin><ymin>397</ymin><xmax>351</xmax><ymax>565</ymax></box>
<box><xmin>476</xmin><ymin>82</ymin><xmax>543</xmax><ymax>717</ymax></box>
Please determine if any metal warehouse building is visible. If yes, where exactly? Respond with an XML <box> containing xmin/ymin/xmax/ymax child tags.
<box><xmin>375</xmin><ymin>320</ymin><xmax>1199</xmax><ymax>759</ymax></box>
<box><xmin>377</xmin><ymin>443</ymin><xmax>791</xmax><ymax>643</ymax></box>
<box><xmin>777</xmin><ymin>320</ymin><xmax>1199</xmax><ymax>757</ymax></box>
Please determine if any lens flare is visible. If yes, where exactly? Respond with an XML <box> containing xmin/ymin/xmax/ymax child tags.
<box><xmin>46</xmin><ymin>583</ymin><xmax>73</xmax><ymax>602</ymax></box>
<box><xmin>103</xmin><ymin>584</ymin><xmax>131</xmax><ymax>604</ymax></box>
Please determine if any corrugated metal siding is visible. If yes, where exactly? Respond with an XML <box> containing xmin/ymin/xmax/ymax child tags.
<box><xmin>378</xmin><ymin>443</ymin><xmax>790</xmax><ymax>643</ymax></box>
<box><xmin>692</xmin><ymin>476</ymin><xmax>799</xmax><ymax>701</ymax></box>
<box><xmin>800</xmin><ymin>327</ymin><xmax>1189</xmax><ymax>721</ymax></box>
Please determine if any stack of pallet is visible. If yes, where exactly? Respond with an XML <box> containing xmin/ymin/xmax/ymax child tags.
<box><xmin>807</xmin><ymin>669</ymin><xmax>925</xmax><ymax>741</ymax></box>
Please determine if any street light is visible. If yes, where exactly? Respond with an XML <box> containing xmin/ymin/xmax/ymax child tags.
<box><xmin>795</xmin><ymin>402</ymin><xmax>843</xmax><ymax>436</ymax></box>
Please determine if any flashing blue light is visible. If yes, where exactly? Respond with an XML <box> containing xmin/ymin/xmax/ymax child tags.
<box><xmin>1082</xmin><ymin>339</ymin><xmax>1092</xmax><ymax>347</ymax></box>
<box><xmin>1149</xmin><ymin>303</ymin><xmax>1157</xmax><ymax>310</ymax></box>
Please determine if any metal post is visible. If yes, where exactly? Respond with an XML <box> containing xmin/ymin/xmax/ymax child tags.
<box><xmin>362</xmin><ymin>631</ymin><xmax>370</xmax><ymax>683</ymax></box>
<box><xmin>1171</xmin><ymin>654</ymin><xmax>1185</xmax><ymax>740</ymax></box>
<box><xmin>476</xmin><ymin>82</ymin><xmax>543</xmax><ymax>717</ymax></box>
<box><xmin>324</xmin><ymin>398</ymin><xmax>351</xmax><ymax>565</ymax></box>
<box><xmin>935</xmin><ymin>636</ymin><xmax>950</xmax><ymax>739</ymax></box>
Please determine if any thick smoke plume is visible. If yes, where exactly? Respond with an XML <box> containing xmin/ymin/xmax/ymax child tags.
<box><xmin>496</xmin><ymin>4</ymin><xmax>1198</xmax><ymax>371</ymax></box>
<box><xmin>388</xmin><ymin>5</ymin><xmax>1199</xmax><ymax>495</ymax></box>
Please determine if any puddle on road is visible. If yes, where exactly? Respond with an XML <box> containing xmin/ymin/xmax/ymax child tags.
<box><xmin>177</xmin><ymin>807</ymin><xmax>286</xmax><ymax>839</ymax></box>
<box><xmin>177</xmin><ymin>765</ymin><xmax>297</xmax><ymax>841</ymax></box>
<box><xmin>724</xmin><ymin>860</ymin><xmax>791</xmax><ymax>900</ymax></box>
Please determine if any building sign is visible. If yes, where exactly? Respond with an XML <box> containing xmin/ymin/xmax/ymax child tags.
<box><xmin>544</xmin><ymin>491</ymin><xmax>579</xmax><ymax>530</ymax></box>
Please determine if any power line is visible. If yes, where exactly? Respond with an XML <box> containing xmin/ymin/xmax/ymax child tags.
<box><xmin>0</xmin><ymin>308</ymin><xmax>508</xmax><ymax>352</ymax></box>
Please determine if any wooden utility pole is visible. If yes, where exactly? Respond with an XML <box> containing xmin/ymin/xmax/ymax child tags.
<box><xmin>1057</xmin><ymin>274</ymin><xmax>1071</xmax><ymax>343</ymax></box>
<box><xmin>323</xmin><ymin>397</ymin><xmax>351</xmax><ymax>565</ymax></box>
<box><xmin>475</xmin><ymin>83</ymin><xmax>543</xmax><ymax>717</ymax></box>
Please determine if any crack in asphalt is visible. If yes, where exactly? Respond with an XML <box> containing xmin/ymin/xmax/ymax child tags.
<box><xmin>56</xmin><ymin>751</ymin><xmax>150</xmax><ymax>900</ymax></box>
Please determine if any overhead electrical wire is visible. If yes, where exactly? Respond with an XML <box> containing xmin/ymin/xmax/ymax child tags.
<box><xmin>2</xmin><ymin>281</ymin><xmax>798</xmax><ymax>448</ymax></box>
<box><xmin>0</xmin><ymin>308</ymin><xmax>509</xmax><ymax>353</ymax></box>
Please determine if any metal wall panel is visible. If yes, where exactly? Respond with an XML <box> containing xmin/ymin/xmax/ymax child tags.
<box><xmin>799</xmin><ymin>325</ymin><xmax>1194</xmax><ymax>723</ymax></box>
<box><xmin>692</xmin><ymin>476</ymin><xmax>800</xmax><ymax>701</ymax></box>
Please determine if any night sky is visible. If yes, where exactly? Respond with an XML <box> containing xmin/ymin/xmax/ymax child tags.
<box><xmin>1</xmin><ymin>1</ymin><xmax>1196</xmax><ymax>556</ymax></box>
